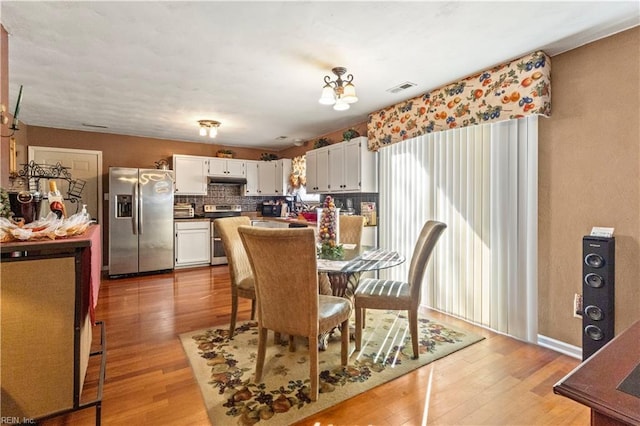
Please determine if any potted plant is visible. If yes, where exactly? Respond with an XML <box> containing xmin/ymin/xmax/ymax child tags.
<box><xmin>260</xmin><ymin>153</ymin><xmax>279</xmax><ymax>161</ymax></box>
<box><xmin>217</xmin><ymin>149</ymin><xmax>234</xmax><ymax>158</ymax></box>
<box><xmin>342</xmin><ymin>128</ymin><xmax>360</xmax><ymax>141</ymax></box>
<box><xmin>313</xmin><ymin>137</ymin><xmax>330</xmax><ymax>149</ymax></box>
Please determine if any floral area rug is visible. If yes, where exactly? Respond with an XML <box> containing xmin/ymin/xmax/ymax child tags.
<box><xmin>179</xmin><ymin>310</ymin><xmax>484</xmax><ymax>425</ymax></box>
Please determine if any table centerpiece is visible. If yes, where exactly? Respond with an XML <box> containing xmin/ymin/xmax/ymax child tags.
<box><xmin>317</xmin><ymin>195</ymin><xmax>343</xmax><ymax>259</ymax></box>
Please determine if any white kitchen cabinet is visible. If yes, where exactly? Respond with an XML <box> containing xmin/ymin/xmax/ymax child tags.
<box><xmin>174</xmin><ymin>221</ymin><xmax>211</xmax><ymax>268</ymax></box>
<box><xmin>173</xmin><ymin>154</ymin><xmax>208</xmax><ymax>195</ymax></box>
<box><xmin>207</xmin><ymin>157</ymin><xmax>246</xmax><ymax>178</ymax></box>
<box><xmin>328</xmin><ymin>143</ymin><xmax>345</xmax><ymax>192</ymax></box>
<box><xmin>244</xmin><ymin>160</ymin><xmax>259</xmax><ymax>196</ymax></box>
<box><xmin>307</xmin><ymin>137</ymin><xmax>377</xmax><ymax>194</ymax></box>
<box><xmin>256</xmin><ymin>159</ymin><xmax>292</xmax><ymax>196</ymax></box>
<box><xmin>305</xmin><ymin>147</ymin><xmax>329</xmax><ymax>193</ymax></box>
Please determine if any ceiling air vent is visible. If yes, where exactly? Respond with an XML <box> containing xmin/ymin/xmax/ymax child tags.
<box><xmin>386</xmin><ymin>81</ymin><xmax>417</xmax><ymax>94</ymax></box>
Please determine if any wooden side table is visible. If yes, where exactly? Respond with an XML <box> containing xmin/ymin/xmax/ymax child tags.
<box><xmin>553</xmin><ymin>319</ymin><xmax>640</xmax><ymax>426</ymax></box>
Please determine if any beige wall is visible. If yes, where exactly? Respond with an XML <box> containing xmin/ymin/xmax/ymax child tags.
<box><xmin>538</xmin><ymin>27</ymin><xmax>640</xmax><ymax>345</ymax></box>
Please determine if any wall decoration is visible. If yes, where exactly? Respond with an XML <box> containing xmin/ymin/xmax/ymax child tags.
<box><xmin>367</xmin><ymin>51</ymin><xmax>551</xmax><ymax>151</ymax></box>
<box><xmin>289</xmin><ymin>156</ymin><xmax>306</xmax><ymax>189</ymax></box>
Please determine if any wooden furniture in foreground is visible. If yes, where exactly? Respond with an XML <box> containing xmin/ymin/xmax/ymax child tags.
<box><xmin>554</xmin><ymin>319</ymin><xmax>640</xmax><ymax>426</ymax></box>
<box><xmin>0</xmin><ymin>225</ymin><xmax>106</xmax><ymax>425</ymax></box>
<box><xmin>238</xmin><ymin>226</ymin><xmax>352</xmax><ymax>401</ymax></box>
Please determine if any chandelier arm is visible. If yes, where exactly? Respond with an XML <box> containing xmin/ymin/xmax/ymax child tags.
<box><xmin>323</xmin><ymin>75</ymin><xmax>334</xmax><ymax>86</ymax></box>
<box><xmin>345</xmin><ymin>74</ymin><xmax>354</xmax><ymax>84</ymax></box>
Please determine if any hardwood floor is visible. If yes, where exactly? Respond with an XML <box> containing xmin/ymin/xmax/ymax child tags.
<box><xmin>44</xmin><ymin>266</ymin><xmax>589</xmax><ymax>425</ymax></box>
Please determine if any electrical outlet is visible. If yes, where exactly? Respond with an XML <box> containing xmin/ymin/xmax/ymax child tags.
<box><xmin>573</xmin><ymin>293</ymin><xmax>583</xmax><ymax>318</ymax></box>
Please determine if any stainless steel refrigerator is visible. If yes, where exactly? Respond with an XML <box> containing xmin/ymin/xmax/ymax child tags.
<box><xmin>108</xmin><ymin>167</ymin><xmax>174</xmax><ymax>276</ymax></box>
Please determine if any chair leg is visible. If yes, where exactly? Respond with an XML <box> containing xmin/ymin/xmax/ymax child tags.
<box><xmin>409</xmin><ymin>309</ymin><xmax>419</xmax><ymax>359</ymax></box>
<box><xmin>362</xmin><ymin>308</ymin><xmax>366</xmax><ymax>328</ymax></box>
<box><xmin>274</xmin><ymin>332</ymin><xmax>281</xmax><ymax>345</ymax></box>
<box><xmin>250</xmin><ymin>298</ymin><xmax>256</xmax><ymax>320</ymax></box>
<box><xmin>355</xmin><ymin>306</ymin><xmax>362</xmax><ymax>351</ymax></box>
<box><xmin>341</xmin><ymin>318</ymin><xmax>349</xmax><ymax>365</ymax></box>
<box><xmin>288</xmin><ymin>335</ymin><xmax>296</xmax><ymax>352</ymax></box>
<box><xmin>255</xmin><ymin>327</ymin><xmax>268</xmax><ymax>383</ymax></box>
<box><xmin>309</xmin><ymin>334</ymin><xmax>319</xmax><ymax>401</ymax></box>
<box><xmin>229</xmin><ymin>292</ymin><xmax>238</xmax><ymax>338</ymax></box>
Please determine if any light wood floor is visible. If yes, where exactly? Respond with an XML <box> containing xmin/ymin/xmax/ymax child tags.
<box><xmin>43</xmin><ymin>266</ymin><xmax>589</xmax><ymax>425</ymax></box>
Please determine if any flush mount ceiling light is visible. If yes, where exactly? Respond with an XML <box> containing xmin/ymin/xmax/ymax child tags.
<box><xmin>198</xmin><ymin>120</ymin><xmax>221</xmax><ymax>138</ymax></box>
<box><xmin>318</xmin><ymin>66</ymin><xmax>358</xmax><ymax>111</ymax></box>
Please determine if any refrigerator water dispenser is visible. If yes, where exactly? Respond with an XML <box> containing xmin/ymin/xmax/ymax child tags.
<box><xmin>115</xmin><ymin>194</ymin><xmax>133</xmax><ymax>218</ymax></box>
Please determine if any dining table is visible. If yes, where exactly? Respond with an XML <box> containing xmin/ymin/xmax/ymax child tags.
<box><xmin>316</xmin><ymin>245</ymin><xmax>406</xmax><ymax>349</ymax></box>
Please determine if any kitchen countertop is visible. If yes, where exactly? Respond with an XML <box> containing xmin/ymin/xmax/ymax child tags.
<box><xmin>253</xmin><ymin>216</ymin><xmax>317</xmax><ymax>226</ymax></box>
<box><xmin>174</xmin><ymin>217</ymin><xmax>211</xmax><ymax>222</ymax></box>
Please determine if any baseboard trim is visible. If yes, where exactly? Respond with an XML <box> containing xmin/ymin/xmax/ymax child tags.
<box><xmin>537</xmin><ymin>334</ymin><xmax>582</xmax><ymax>359</ymax></box>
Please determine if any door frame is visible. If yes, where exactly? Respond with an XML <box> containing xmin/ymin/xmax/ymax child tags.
<box><xmin>28</xmin><ymin>146</ymin><xmax>103</xmax><ymax>227</ymax></box>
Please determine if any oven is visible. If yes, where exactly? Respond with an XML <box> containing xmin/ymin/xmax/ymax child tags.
<box><xmin>204</xmin><ymin>204</ymin><xmax>242</xmax><ymax>265</ymax></box>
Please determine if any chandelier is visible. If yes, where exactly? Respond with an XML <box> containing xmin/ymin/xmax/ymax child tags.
<box><xmin>318</xmin><ymin>67</ymin><xmax>358</xmax><ymax>111</ymax></box>
<box><xmin>198</xmin><ymin>120</ymin><xmax>221</xmax><ymax>138</ymax></box>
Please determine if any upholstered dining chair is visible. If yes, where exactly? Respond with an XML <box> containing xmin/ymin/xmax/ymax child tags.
<box><xmin>215</xmin><ymin>216</ymin><xmax>256</xmax><ymax>338</ymax></box>
<box><xmin>354</xmin><ymin>220</ymin><xmax>447</xmax><ymax>359</ymax></box>
<box><xmin>238</xmin><ymin>226</ymin><xmax>352</xmax><ymax>401</ymax></box>
<box><xmin>338</xmin><ymin>215</ymin><xmax>366</xmax><ymax>247</ymax></box>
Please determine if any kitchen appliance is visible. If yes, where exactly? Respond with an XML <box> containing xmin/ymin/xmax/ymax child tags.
<box><xmin>108</xmin><ymin>167</ymin><xmax>174</xmax><ymax>277</ymax></box>
<box><xmin>204</xmin><ymin>204</ymin><xmax>242</xmax><ymax>265</ymax></box>
<box><xmin>173</xmin><ymin>203</ymin><xmax>195</xmax><ymax>218</ymax></box>
<box><xmin>261</xmin><ymin>202</ymin><xmax>285</xmax><ymax>217</ymax></box>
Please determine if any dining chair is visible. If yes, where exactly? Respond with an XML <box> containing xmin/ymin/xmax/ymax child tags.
<box><xmin>238</xmin><ymin>226</ymin><xmax>352</xmax><ymax>401</ymax></box>
<box><xmin>354</xmin><ymin>220</ymin><xmax>447</xmax><ymax>359</ymax></box>
<box><xmin>338</xmin><ymin>215</ymin><xmax>366</xmax><ymax>247</ymax></box>
<box><xmin>215</xmin><ymin>216</ymin><xmax>256</xmax><ymax>338</ymax></box>
<box><xmin>323</xmin><ymin>215</ymin><xmax>366</xmax><ymax>299</ymax></box>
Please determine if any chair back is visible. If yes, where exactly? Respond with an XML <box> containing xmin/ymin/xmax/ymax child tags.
<box><xmin>215</xmin><ymin>216</ymin><xmax>252</xmax><ymax>287</ymax></box>
<box><xmin>238</xmin><ymin>226</ymin><xmax>319</xmax><ymax>337</ymax></box>
<box><xmin>339</xmin><ymin>215</ymin><xmax>366</xmax><ymax>247</ymax></box>
<box><xmin>407</xmin><ymin>221</ymin><xmax>447</xmax><ymax>304</ymax></box>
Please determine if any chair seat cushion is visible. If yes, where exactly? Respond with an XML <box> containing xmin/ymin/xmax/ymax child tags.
<box><xmin>237</xmin><ymin>276</ymin><xmax>255</xmax><ymax>290</ymax></box>
<box><xmin>354</xmin><ymin>278</ymin><xmax>412</xmax><ymax>310</ymax></box>
<box><xmin>318</xmin><ymin>295</ymin><xmax>352</xmax><ymax>333</ymax></box>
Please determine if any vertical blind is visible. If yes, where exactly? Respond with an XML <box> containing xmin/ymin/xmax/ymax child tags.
<box><xmin>378</xmin><ymin>116</ymin><xmax>538</xmax><ymax>342</ymax></box>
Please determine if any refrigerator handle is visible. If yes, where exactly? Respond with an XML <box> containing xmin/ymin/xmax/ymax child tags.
<box><xmin>138</xmin><ymin>183</ymin><xmax>143</xmax><ymax>235</ymax></box>
<box><xmin>132</xmin><ymin>183</ymin><xmax>139</xmax><ymax>235</ymax></box>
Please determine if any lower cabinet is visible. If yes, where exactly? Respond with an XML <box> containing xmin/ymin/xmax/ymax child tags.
<box><xmin>175</xmin><ymin>221</ymin><xmax>211</xmax><ymax>268</ymax></box>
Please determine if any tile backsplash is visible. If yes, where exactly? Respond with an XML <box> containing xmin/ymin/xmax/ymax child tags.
<box><xmin>175</xmin><ymin>184</ymin><xmax>379</xmax><ymax>218</ymax></box>
<box><xmin>175</xmin><ymin>184</ymin><xmax>273</xmax><ymax>214</ymax></box>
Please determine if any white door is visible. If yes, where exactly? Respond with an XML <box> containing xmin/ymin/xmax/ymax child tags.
<box><xmin>28</xmin><ymin>147</ymin><xmax>102</xmax><ymax>224</ymax></box>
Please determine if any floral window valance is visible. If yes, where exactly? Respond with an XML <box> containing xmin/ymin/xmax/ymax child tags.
<box><xmin>366</xmin><ymin>50</ymin><xmax>551</xmax><ymax>151</ymax></box>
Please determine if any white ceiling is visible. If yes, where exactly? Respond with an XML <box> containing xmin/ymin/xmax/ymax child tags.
<box><xmin>1</xmin><ymin>1</ymin><xmax>638</xmax><ymax>150</ymax></box>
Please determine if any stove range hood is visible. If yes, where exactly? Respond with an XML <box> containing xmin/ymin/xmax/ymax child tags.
<box><xmin>208</xmin><ymin>176</ymin><xmax>247</xmax><ymax>185</ymax></box>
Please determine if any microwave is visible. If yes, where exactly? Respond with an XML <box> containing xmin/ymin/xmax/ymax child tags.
<box><xmin>174</xmin><ymin>203</ymin><xmax>195</xmax><ymax>218</ymax></box>
<box><xmin>261</xmin><ymin>203</ymin><xmax>287</xmax><ymax>217</ymax></box>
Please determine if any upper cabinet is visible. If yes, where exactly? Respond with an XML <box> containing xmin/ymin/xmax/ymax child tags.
<box><xmin>246</xmin><ymin>159</ymin><xmax>292</xmax><ymax>196</ymax></box>
<box><xmin>305</xmin><ymin>147</ymin><xmax>330</xmax><ymax>194</ymax></box>
<box><xmin>173</xmin><ymin>154</ymin><xmax>208</xmax><ymax>195</ymax></box>
<box><xmin>244</xmin><ymin>160</ymin><xmax>259</xmax><ymax>196</ymax></box>
<box><xmin>306</xmin><ymin>137</ymin><xmax>377</xmax><ymax>194</ymax></box>
<box><xmin>207</xmin><ymin>157</ymin><xmax>246</xmax><ymax>178</ymax></box>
